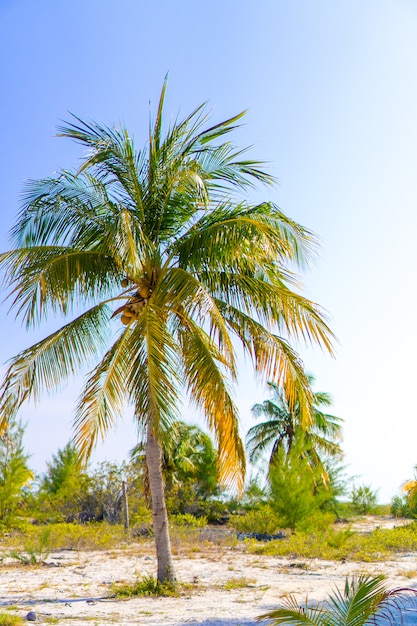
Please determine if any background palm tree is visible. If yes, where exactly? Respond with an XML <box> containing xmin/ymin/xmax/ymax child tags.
<box><xmin>258</xmin><ymin>574</ymin><xmax>417</xmax><ymax>626</ymax></box>
<box><xmin>0</xmin><ymin>81</ymin><xmax>334</xmax><ymax>581</ymax></box>
<box><xmin>131</xmin><ymin>420</ymin><xmax>220</xmax><ymax>513</ymax></box>
<box><xmin>246</xmin><ymin>375</ymin><xmax>342</xmax><ymax>486</ymax></box>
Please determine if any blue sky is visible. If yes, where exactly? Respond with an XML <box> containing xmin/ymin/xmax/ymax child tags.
<box><xmin>1</xmin><ymin>0</ymin><xmax>417</xmax><ymax>502</ymax></box>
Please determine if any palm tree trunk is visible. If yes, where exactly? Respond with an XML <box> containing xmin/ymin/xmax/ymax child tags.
<box><xmin>145</xmin><ymin>424</ymin><xmax>176</xmax><ymax>582</ymax></box>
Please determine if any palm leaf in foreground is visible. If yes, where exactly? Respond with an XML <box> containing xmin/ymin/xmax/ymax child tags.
<box><xmin>257</xmin><ymin>575</ymin><xmax>417</xmax><ymax>626</ymax></box>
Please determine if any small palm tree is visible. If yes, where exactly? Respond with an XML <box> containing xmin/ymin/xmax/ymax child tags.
<box><xmin>258</xmin><ymin>575</ymin><xmax>417</xmax><ymax>626</ymax></box>
<box><xmin>247</xmin><ymin>375</ymin><xmax>342</xmax><ymax>486</ymax></box>
<box><xmin>0</xmin><ymin>81</ymin><xmax>334</xmax><ymax>581</ymax></box>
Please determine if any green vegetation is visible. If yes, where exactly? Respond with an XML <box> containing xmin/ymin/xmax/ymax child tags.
<box><xmin>247</xmin><ymin>375</ymin><xmax>343</xmax><ymax>485</ymax></box>
<box><xmin>112</xmin><ymin>575</ymin><xmax>179</xmax><ymax>597</ymax></box>
<box><xmin>0</xmin><ymin>615</ymin><xmax>24</xmax><ymax>626</ymax></box>
<box><xmin>0</xmin><ymin>421</ymin><xmax>33</xmax><ymax>525</ymax></box>
<box><xmin>351</xmin><ymin>484</ymin><xmax>379</xmax><ymax>515</ymax></box>
<box><xmin>246</xmin><ymin>521</ymin><xmax>417</xmax><ymax>561</ymax></box>
<box><xmin>258</xmin><ymin>574</ymin><xmax>416</xmax><ymax>626</ymax></box>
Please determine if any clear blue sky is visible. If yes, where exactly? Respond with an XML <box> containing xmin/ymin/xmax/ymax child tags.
<box><xmin>1</xmin><ymin>0</ymin><xmax>417</xmax><ymax>502</ymax></box>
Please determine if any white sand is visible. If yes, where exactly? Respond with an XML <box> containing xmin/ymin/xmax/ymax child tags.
<box><xmin>1</xmin><ymin>519</ymin><xmax>416</xmax><ymax>626</ymax></box>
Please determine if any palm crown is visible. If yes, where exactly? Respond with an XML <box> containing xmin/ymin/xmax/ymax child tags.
<box><xmin>247</xmin><ymin>375</ymin><xmax>342</xmax><ymax>482</ymax></box>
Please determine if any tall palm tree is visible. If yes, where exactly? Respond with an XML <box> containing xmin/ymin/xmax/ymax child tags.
<box><xmin>0</xmin><ymin>81</ymin><xmax>334</xmax><ymax>581</ymax></box>
<box><xmin>246</xmin><ymin>375</ymin><xmax>342</xmax><ymax>485</ymax></box>
<box><xmin>258</xmin><ymin>574</ymin><xmax>417</xmax><ymax>626</ymax></box>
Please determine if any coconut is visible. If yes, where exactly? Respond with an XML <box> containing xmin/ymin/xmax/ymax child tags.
<box><xmin>138</xmin><ymin>278</ymin><xmax>150</xmax><ymax>299</ymax></box>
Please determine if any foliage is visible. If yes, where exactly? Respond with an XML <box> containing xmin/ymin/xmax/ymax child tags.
<box><xmin>248</xmin><ymin>521</ymin><xmax>417</xmax><ymax>561</ymax></box>
<box><xmin>132</xmin><ymin>420</ymin><xmax>223</xmax><ymax>518</ymax></box>
<box><xmin>268</xmin><ymin>441</ymin><xmax>336</xmax><ymax>530</ymax></box>
<box><xmin>38</xmin><ymin>443</ymin><xmax>90</xmax><ymax>522</ymax></box>
<box><xmin>229</xmin><ymin>504</ymin><xmax>281</xmax><ymax>535</ymax></box>
<box><xmin>247</xmin><ymin>375</ymin><xmax>343</xmax><ymax>488</ymax></box>
<box><xmin>238</xmin><ymin>476</ymin><xmax>268</xmax><ymax>510</ymax></box>
<box><xmin>0</xmin><ymin>81</ymin><xmax>334</xmax><ymax>580</ymax></box>
<box><xmin>391</xmin><ymin>494</ymin><xmax>411</xmax><ymax>518</ymax></box>
<box><xmin>0</xmin><ymin>421</ymin><xmax>33</xmax><ymax>523</ymax></box>
<box><xmin>36</xmin><ymin>450</ymin><xmax>149</xmax><ymax>526</ymax></box>
<box><xmin>258</xmin><ymin>574</ymin><xmax>417</xmax><ymax>626</ymax></box>
<box><xmin>400</xmin><ymin>466</ymin><xmax>417</xmax><ymax>517</ymax></box>
<box><xmin>0</xmin><ymin>615</ymin><xmax>23</xmax><ymax>626</ymax></box>
<box><xmin>351</xmin><ymin>484</ymin><xmax>378</xmax><ymax>514</ymax></box>
<box><xmin>0</xmin><ymin>522</ymin><xmax>131</xmax><ymax>552</ymax></box>
<box><xmin>170</xmin><ymin>513</ymin><xmax>207</xmax><ymax>528</ymax></box>
<box><xmin>112</xmin><ymin>575</ymin><xmax>179</xmax><ymax>597</ymax></box>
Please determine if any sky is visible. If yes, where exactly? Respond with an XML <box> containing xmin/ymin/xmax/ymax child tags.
<box><xmin>1</xmin><ymin>0</ymin><xmax>417</xmax><ymax>503</ymax></box>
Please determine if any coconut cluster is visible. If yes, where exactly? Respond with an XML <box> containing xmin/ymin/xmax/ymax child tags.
<box><xmin>119</xmin><ymin>277</ymin><xmax>152</xmax><ymax>325</ymax></box>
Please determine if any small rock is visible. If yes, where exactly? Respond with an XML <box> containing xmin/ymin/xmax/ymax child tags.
<box><xmin>26</xmin><ymin>611</ymin><xmax>37</xmax><ymax>622</ymax></box>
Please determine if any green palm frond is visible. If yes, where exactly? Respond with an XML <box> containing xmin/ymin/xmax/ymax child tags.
<box><xmin>1</xmin><ymin>247</ymin><xmax>119</xmax><ymax>326</ymax></box>
<box><xmin>175</xmin><ymin>201</ymin><xmax>319</xmax><ymax>271</ymax></box>
<box><xmin>0</xmin><ymin>304</ymin><xmax>111</xmax><ymax>432</ymax></box>
<box><xmin>258</xmin><ymin>575</ymin><xmax>417</xmax><ymax>626</ymax></box>
<box><xmin>128</xmin><ymin>305</ymin><xmax>181</xmax><ymax>436</ymax></box>
<box><xmin>246</xmin><ymin>418</ymin><xmax>288</xmax><ymax>464</ymax></box>
<box><xmin>156</xmin><ymin>266</ymin><xmax>235</xmax><ymax>366</ymax></box>
<box><xmin>73</xmin><ymin>327</ymin><xmax>133</xmax><ymax>460</ymax></box>
<box><xmin>218</xmin><ymin>302</ymin><xmax>314</xmax><ymax>424</ymax></box>
<box><xmin>179</xmin><ymin>318</ymin><xmax>245</xmax><ymax>490</ymax></box>
<box><xmin>14</xmin><ymin>171</ymin><xmax>117</xmax><ymax>248</ymax></box>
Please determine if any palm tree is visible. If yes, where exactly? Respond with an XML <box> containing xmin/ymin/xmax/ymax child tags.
<box><xmin>131</xmin><ymin>420</ymin><xmax>220</xmax><ymax>509</ymax></box>
<box><xmin>0</xmin><ymin>81</ymin><xmax>334</xmax><ymax>581</ymax></box>
<box><xmin>246</xmin><ymin>375</ymin><xmax>342</xmax><ymax>485</ymax></box>
<box><xmin>258</xmin><ymin>574</ymin><xmax>417</xmax><ymax>625</ymax></box>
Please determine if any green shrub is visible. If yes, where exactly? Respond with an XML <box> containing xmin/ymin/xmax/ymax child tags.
<box><xmin>351</xmin><ymin>485</ymin><xmax>378</xmax><ymax>514</ymax></box>
<box><xmin>0</xmin><ymin>522</ymin><xmax>131</xmax><ymax>552</ymax></box>
<box><xmin>391</xmin><ymin>495</ymin><xmax>411</xmax><ymax>518</ymax></box>
<box><xmin>297</xmin><ymin>511</ymin><xmax>336</xmax><ymax>533</ymax></box>
<box><xmin>229</xmin><ymin>505</ymin><xmax>281</xmax><ymax>535</ymax></box>
<box><xmin>170</xmin><ymin>513</ymin><xmax>207</xmax><ymax>528</ymax></box>
<box><xmin>247</xmin><ymin>520</ymin><xmax>417</xmax><ymax>562</ymax></box>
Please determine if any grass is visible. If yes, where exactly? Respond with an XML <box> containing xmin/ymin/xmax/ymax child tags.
<box><xmin>246</xmin><ymin>521</ymin><xmax>417</xmax><ymax>561</ymax></box>
<box><xmin>221</xmin><ymin>577</ymin><xmax>256</xmax><ymax>590</ymax></box>
<box><xmin>0</xmin><ymin>522</ymin><xmax>136</xmax><ymax>555</ymax></box>
<box><xmin>0</xmin><ymin>515</ymin><xmax>414</xmax><ymax>567</ymax></box>
<box><xmin>111</xmin><ymin>575</ymin><xmax>180</xmax><ymax>597</ymax></box>
<box><xmin>0</xmin><ymin>614</ymin><xmax>23</xmax><ymax>626</ymax></box>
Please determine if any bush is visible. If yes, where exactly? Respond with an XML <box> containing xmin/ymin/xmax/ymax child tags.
<box><xmin>351</xmin><ymin>485</ymin><xmax>378</xmax><ymax>514</ymax></box>
<box><xmin>229</xmin><ymin>505</ymin><xmax>281</xmax><ymax>535</ymax></box>
<box><xmin>391</xmin><ymin>495</ymin><xmax>411</xmax><ymax>518</ymax></box>
<box><xmin>170</xmin><ymin>513</ymin><xmax>207</xmax><ymax>528</ymax></box>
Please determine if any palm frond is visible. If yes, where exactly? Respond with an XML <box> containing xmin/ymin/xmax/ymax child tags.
<box><xmin>179</xmin><ymin>318</ymin><xmax>245</xmax><ymax>491</ymax></box>
<box><xmin>73</xmin><ymin>327</ymin><xmax>133</xmax><ymax>460</ymax></box>
<box><xmin>218</xmin><ymin>302</ymin><xmax>314</xmax><ymax>426</ymax></box>
<box><xmin>155</xmin><ymin>266</ymin><xmax>235</xmax><ymax>366</ymax></box>
<box><xmin>0</xmin><ymin>304</ymin><xmax>111</xmax><ymax>432</ymax></box>
<box><xmin>258</xmin><ymin>575</ymin><xmax>417</xmax><ymax>626</ymax></box>
<box><xmin>13</xmin><ymin>171</ymin><xmax>118</xmax><ymax>248</ymax></box>
<box><xmin>175</xmin><ymin>201</ymin><xmax>319</xmax><ymax>271</ymax></box>
<box><xmin>127</xmin><ymin>305</ymin><xmax>181</xmax><ymax>437</ymax></box>
<box><xmin>1</xmin><ymin>247</ymin><xmax>119</xmax><ymax>326</ymax></box>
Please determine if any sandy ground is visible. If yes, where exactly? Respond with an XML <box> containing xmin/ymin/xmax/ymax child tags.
<box><xmin>1</xmin><ymin>518</ymin><xmax>416</xmax><ymax>626</ymax></box>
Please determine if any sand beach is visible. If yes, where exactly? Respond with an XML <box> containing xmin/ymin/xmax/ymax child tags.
<box><xmin>1</xmin><ymin>517</ymin><xmax>416</xmax><ymax>626</ymax></box>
